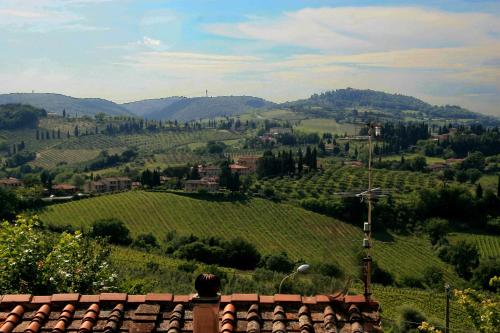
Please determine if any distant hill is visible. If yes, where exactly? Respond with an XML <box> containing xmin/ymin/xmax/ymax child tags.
<box><xmin>121</xmin><ymin>97</ymin><xmax>186</xmax><ymax>117</ymax></box>
<box><xmin>0</xmin><ymin>93</ymin><xmax>132</xmax><ymax>117</ymax></box>
<box><xmin>283</xmin><ymin>88</ymin><xmax>499</xmax><ymax>125</ymax></box>
<box><xmin>123</xmin><ymin>96</ymin><xmax>275</xmax><ymax>121</ymax></box>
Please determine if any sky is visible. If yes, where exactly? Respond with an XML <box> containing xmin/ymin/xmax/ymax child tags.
<box><xmin>0</xmin><ymin>0</ymin><xmax>499</xmax><ymax>116</ymax></box>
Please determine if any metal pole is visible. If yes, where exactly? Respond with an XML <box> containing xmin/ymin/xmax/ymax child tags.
<box><xmin>445</xmin><ymin>284</ymin><xmax>450</xmax><ymax>333</ymax></box>
<box><xmin>278</xmin><ymin>272</ymin><xmax>296</xmax><ymax>294</ymax></box>
<box><xmin>364</xmin><ymin>125</ymin><xmax>373</xmax><ymax>300</ymax></box>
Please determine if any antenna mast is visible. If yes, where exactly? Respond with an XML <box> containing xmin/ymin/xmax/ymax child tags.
<box><xmin>362</xmin><ymin>123</ymin><xmax>381</xmax><ymax>301</ymax></box>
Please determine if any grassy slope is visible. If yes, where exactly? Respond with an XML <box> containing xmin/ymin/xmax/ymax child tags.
<box><xmin>40</xmin><ymin>191</ymin><xmax>461</xmax><ymax>283</ymax></box>
<box><xmin>295</xmin><ymin>118</ymin><xmax>358</xmax><ymax>135</ymax></box>
<box><xmin>111</xmin><ymin>246</ymin><xmax>472</xmax><ymax>331</ymax></box>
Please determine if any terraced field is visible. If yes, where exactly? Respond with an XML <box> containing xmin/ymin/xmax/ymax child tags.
<box><xmin>448</xmin><ymin>233</ymin><xmax>500</xmax><ymax>258</ymax></box>
<box><xmin>366</xmin><ymin>285</ymin><xmax>473</xmax><ymax>332</ymax></box>
<box><xmin>32</xmin><ymin>147</ymin><xmax>125</xmax><ymax>169</ymax></box>
<box><xmin>256</xmin><ymin>165</ymin><xmax>443</xmax><ymax>202</ymax></box>
<box><xmin>40</xmin><ymin>191</ymin><xmax>461</xmax><ymax>284</ymax></box>
<box><xmin>55</xmin><ymin>130</ymin><xmax>243</xmax><ymax>153</ymax></box>
<box><xmin>295</xmin><ymin>118</ymin><xmax>358</xmax><ymax>135</ymax></box>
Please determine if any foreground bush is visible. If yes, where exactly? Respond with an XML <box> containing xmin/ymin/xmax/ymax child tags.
<box><xmin>0</xmin><ymin>215</ymin><xmax>116</xmax><ymax>294</ymax></box>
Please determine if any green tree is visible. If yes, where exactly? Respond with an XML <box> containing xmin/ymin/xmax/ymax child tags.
<box><xmin>462</xmin><ymin>151</ymin><xmax>485</xmax><ymax>170</ymax></box>
<box><xmin>447</xmin><ymin>240</ymin><xmax>480</xmax><ymax>279</ymax></box>
<box><xmin>88</xmin><ymin>218</ymin><xmax>132</xmax><ymax>245</ymax></box>
<box><xmin>425</xmin><ymin>218</ymin><xmax>449</xmax><ymax>245</ymax></box>
<box><xmin>466</xmin><ymin>168</ymin><xmax>481</xmax><ymax>183</ymax></box>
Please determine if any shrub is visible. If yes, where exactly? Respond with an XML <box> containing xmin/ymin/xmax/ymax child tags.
<box><xmin>422</xmin><ymin>266</ymin><xmax>444</xmax><ymax>289</ymax></box>
<box><xmin>398</xmin><ymin>305</ymin><xmax>427</xmax><ymax>333</ymax></box>
<box><xmin>372</xmin><ymin>261</ymin><xmax>394</xmax><ymax>286</ymax></box>
<box><xmin>0</xmin><ymin>215</ymin><xmax>115</xmax><ymax>294</ymax></box>
<box><xmin>315</xmin><ymin>262</ymin><xmax>343</xmax><ymax>278</ymax></box>
<box><xmin>471</xmin><ymin>258</ymin><xmax>500</xmax><ymax>291</ymax></box>
<box><xmin>88</xmin><ymin>218</ymin><xmax>132</xmax><ymax>245</ymax></box>
<box><xmin>398</xmin><ymin>275</ymin><xmax>424</xmax><ymax>289</ymax></box>
<box><xmin>261</xmin><ymin>252</ymin><xmax>294</xmax><ymax>273</ymax></box>
<box><xmin>133</xmin><ymin>233</ymin><xmax>158</xmax><ymax>249</ymax></box>
<box><xmin>224</xmin><ymin>237</ymin><xmax>261</xmax><ymax>270</ymax></box>
<box><xmin>178</xmin><ymin>261</ymin><xmax>198</xmax><ymax>273</ymax></box>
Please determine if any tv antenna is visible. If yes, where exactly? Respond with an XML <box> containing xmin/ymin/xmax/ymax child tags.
<box><xmin>327</xmin><ymin>123</ymin><xmax>384</xmax><ymax>301</ymax></box>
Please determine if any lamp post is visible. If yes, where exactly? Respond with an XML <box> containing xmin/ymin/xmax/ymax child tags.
<box><xmin>278</xmin><ymin>264</ymin><xmax>310</xmax><ymax>293</ymax></box>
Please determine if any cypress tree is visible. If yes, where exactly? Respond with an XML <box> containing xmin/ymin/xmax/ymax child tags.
<box><xmin>497</xmin><ymin>174</ymin><xmax>500</xmax><ymax>197</ymax></box>
<box><xmin>476</xmin><ymin>183</ymin><xmax>483</xmax><ymax>199</ymax></box>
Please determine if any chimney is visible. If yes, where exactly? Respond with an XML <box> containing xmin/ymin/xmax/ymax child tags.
<box><xmin>192</xmin><ymin>273</ymin><xmax>221</xmax><ymax>333</ymax></box>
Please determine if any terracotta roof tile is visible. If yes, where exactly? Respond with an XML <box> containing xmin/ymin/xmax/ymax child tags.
<box><xmin>127</xmin><ymin>295</ymin><xmax>146</xmax><ymax>304</ymax></box>
<box><xmin>100</xmin><ymin>293</ymin><xmax>127</xmax><ymax>303</ymax></box>
<box><xmin>172</xmin><ymin>295</ymin><xmax>190</xmax><ymax>303</ymax></box>
<box><xmin>79</xmin><ymin>295</ymin><xmax>100</xmax><ymax>304</ymax></box>
<box><xmin>0</xmin><ymin>305</ymin><xmax>24</xmax><ymax>333</ymax></box>
<box><xmin>1</xmin><ymin>295</ymin><xmax>31</xmax><ymax>304</ymax></box>
<box><xmin>25</xmin><ymin>304</ymin><xmax>51</xmax><ymax>333</ymax></box>
<box><xmin>259</xmin><ymin>295</ymin><xmax>274</xmax><ymax>304</ymax></box>
<box><xmin>0</xmin><ymin>292</ymin><xmax>381</xmax><ymax>333</ymax></box>
<box><xmin>145</xmin><ymin>293</ymin><xmax>173</xmax><ymax>303</ymax></box>
<box><xmin>30</xmin><ymin>296</ymin><xmax>52</xmax><ymax>305</ymax></box>
<box><xmin>230</xmin><ymin>294</ymin><xmax>259</xmax><ymax>303</ymax></box>
<box><xmin>51</xmin><ymin>294</ymin><xmax>80</xmax><ymax>303</ymax></box>
<box><xmin>274</xmin><ymin>294</ymin><xmax>302</xmax><ymax>303</ymax></box>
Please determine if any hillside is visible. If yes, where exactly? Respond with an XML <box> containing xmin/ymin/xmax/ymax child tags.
<box><xmin>121</xmin><ymin>97</ymin><xmax>185</xmax><ymax>117</ymax></box>
<box><xmin>125</xmin><ymin>96</ymin><xmax>275</xmax><ymax>121</ymax></box>
<box><xmin>0</xmin><ymin>93</ymin><xmax>132</xmax><ymax>117</ymax></box>
<box><xmin>283</xmin><ymin>88</ymin><xmax>499</xmax><ymax>125</ymax></box>
<box><xmin>39</xmin><ymin>191</ymin><xmax>462</xmax><ymax>284</ymax></box>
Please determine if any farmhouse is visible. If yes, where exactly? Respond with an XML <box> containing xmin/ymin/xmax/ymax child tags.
<box><xmin>229</xmin><ymin>164</ymin><xmax>251</xmax><ymax>176</ymax></box>
<box><xmin>185</xmin><ymin>179</ymin><xmax>219</xmax><ymax>192</ymax></box>
<box><xmin>51</xmin><ymin>184</ymin><xmax>78</xmax><ymax>195</ymax></box>
<box><xmin>269</xmin><ymin>127</ymin><xmax>292</xmax><ymax>135</ymax></box>
<box><xmin>0</xmin><ymin>177</ymin><xmax>23</xmax><ymax>189</ymax></box>
<box><xmin>198</xmin><ymin>165</ymin><xmax>221</xmax><ymax>178</ymax></box>
<box><xmin>236</xmin><ymin>156</ymin><xmax>260</xmax><ymax>173</ymax></box>
<box><xmin>0</xmin><ymin>274</ymin><xmax>382</xmax><ymax>333</ymax></box>
<box><xmin>84</xmin><ymin>177</ymin><xmax>132</xmax><ymax>193</ymax></box>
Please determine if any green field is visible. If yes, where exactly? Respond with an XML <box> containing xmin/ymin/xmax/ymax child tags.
<box><xmin>40</xmin><ymin>191</ymin><xmax>461</xmax><ymax>284</ymax></box>
<box><xmin>380</xmin><ymin>153</ymin><xmax>446</xmax><ymax>165</ymax></box>
<box><xmin>295</xmin><ymin>118</ymin><xmax>358</xmax><ymax>135</ymax></box>
<box><xmin>256</xmin><ymin>165</ymin><xmax>444</xmax><ymax>203</ymax></box>
<box><xmin>448</xmin><ymin>233</ymin><xmax>500</xmax><ymax>258</ymax></box>
<box><xmin>109</xmin><ymin>245</ymin><xmax>472</xmax><ymax>331</ymax></box>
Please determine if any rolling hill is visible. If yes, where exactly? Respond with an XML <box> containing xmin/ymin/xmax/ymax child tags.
<box><xmin>0</xmin><ymin>93</ymin><xmax>132</xmax><ymax>117</ymax></box>
<box><xmin>121</xmin><ymin>97</ymin><xmax>186</xmax><ymax>117</ymax></box>
<box><xmin>39</xmin><ymin>191</ymin><xmax>463</xmax><ymax>284</ymax></box>
<box><xmin>283</xmin><ymin>88</ymin><xmax>500</xmax><ymax>125</ymax></box>
<box><xmin>123</xmin><ymin>96</ymin><xmax>275</xmax><ymax>121</ymax></box>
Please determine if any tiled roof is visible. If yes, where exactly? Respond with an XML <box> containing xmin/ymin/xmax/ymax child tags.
<box><xmin>0</xmin><ymin>293</ymin><xmax>381</xmax><ymax>333</ymax></box>
<box><xmin>52</xmin><ymin>184</ymin><xmax>77</xmax><ymax>190</ymax></box>
<box><xmin>229</xmin><ymin>164</ymin><xmax>249</xmax><ymax>170</ymax></box>
<box><xmin>0</xmin><ymin>178</ymin><xmax>23</xmax><ymax>185</ymax></box>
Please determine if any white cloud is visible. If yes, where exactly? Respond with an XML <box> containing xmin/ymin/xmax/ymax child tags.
<box><xmin>204</xmin><ymin>6</ymin><xmax>500</xmax><ymax>53</ymax></box>
<box><xmin>0</xmin><ymin>0</ymin><xmax>110</xmax><ymax>31</ymax></box>
<box><xmin>138</xmin><ymin>36</ymin><xmax>162</xmax><ymax>47</ymax></box>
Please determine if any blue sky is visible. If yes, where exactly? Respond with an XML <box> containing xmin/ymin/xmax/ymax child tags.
<box><xmin>0</xmin><ymin>0</ymin><xmax>499</xmax><ymax>115</ymax></box>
